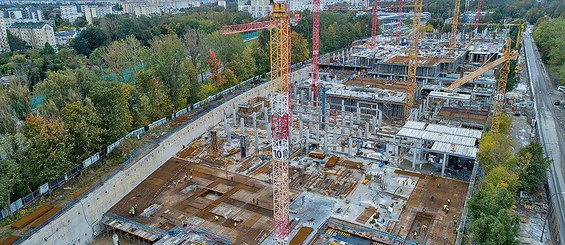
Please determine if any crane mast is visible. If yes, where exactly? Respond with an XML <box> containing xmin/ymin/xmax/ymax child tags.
<box><xmin>490</xmin><ymin>39</ymin><xmax>513</xmax><ymax>133</ymax></box>
<box><xmin>475</xmin><ymin>0</ymin><xmax>483</xmax><ymax>33</ymax></box>
<box><xmin>405</xmin><ymin>0</ymin><xmax>422</xmax><ymax>119</ymax></box>
<box><xmin>449</xmin><ymin>0</ymin><xmax>461</xmax><ymax>51</ymax></box>
<box><xmin>312</xmin><ymin>0</ymin><xmax>320</xmax><ymax>99</ymax></box>
<box><xmin>396</xmin><ymin>0</ymin><xmax>403</xmax><ymax>43</ymax></box>
<box><xmin>371</xmin><ymin>0</ymin><xmax>378</xmax><ymax>49</ymax></box>
<box><xmin>269</xmin><ymin>2</ymin><xmax>291</xmax><ymax>244</ymax></box>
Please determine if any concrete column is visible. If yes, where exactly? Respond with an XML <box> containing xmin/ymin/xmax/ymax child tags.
<box><xmin>372</xmin><ymin>116</ymin><xmax>377</xmax><ymax>134</ymax></box>
<box><xmin>316</xmin><ymin>123</ymin><xmax>320</xmax><ymax>141</ymax></box>
<box><xmin>378</xmin><ymin>110</ymin><xmax>382</xmax><ymax>128</ymax></box>
<box><xmin>323</xmin><ymin>131</ymin><xmax>328</xmax><ymax>153</ymax></box>
<box><xmin>233</xmin><ymin>108</ymin><xmax>237</xmax><ymax>127</ymax></box>
<box><xmin>348</xmin><ymin>136</ymin><xmax>353</xmax><ymax>157</ymax></box>
<box><xmin>442</xmin><ymin>154</ymin><xmax>449</xmax><ymax>176</ymax></box>
<box><xmin>253</xmin><ymin>112</ymin><xmax>259</xmax><ymax>152</ymax></box>
<box><xmin>299</xmin><ymin>114</ymin><xmax>304</xmax><ymax>141</ymax></box>
<box><xmin>224</xmin><ymin>114</ymin><xmax>231</xmax><ymax>142</ymax></box>
<box><xmin>240</xmin><ymin>117</ymin><xmax>245</xmax><ymax>134</ymax></box>
<box><xmin>263</xmin><ymin>106</ymin><xmax>269</xmax><ymax>121</ymax></box>
<box><xmin>266</xmin><ymin>122</ymin><xmax>272</xmax><ymax>143</ymax></box>
<box><xmin>305</xmin><ymin>129</ymin><xmax>310</xmax><ymax>152</ymax></box>
<box><xmin>356</xmin><ymin>102</ymin><xmax>361</xmax><ymax>121</ymax></box>
<box><xmin>365</xmin><ymin>122</ymin><xmax>370</xmax><ymax>138</ymax></box>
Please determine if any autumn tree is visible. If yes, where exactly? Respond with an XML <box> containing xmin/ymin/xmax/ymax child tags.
<box><xmin>291</xmin><ymin>31</ymin><xmax>310</xmax><ymax>64</ymax></box>
<box><xmin>518</xmin><ymin>142</ymin><xmax>551</xmax><ymax>193</ymax></box>
<box><xmin>22</xmin><ymin>116</ymin><xmax>73</xmax><ymax>189</ymax></box>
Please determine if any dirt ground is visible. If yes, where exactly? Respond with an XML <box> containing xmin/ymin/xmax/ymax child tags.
<box><xmin>392</xmin><ymin>174</ymin><xmax>468</xmax><ymax>245</ymax></box>
<box><xmin>109</xmin><ymin>157</ymin><xmax>286</xmax><ymax>245</ymax></box>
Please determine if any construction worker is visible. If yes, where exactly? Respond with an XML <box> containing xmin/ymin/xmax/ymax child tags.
<box><xmin>234</xmin><ymin>222</ymin><xmax>238</xmax><ymax>228</ymax></box>
<box><xmin>184</xmin><ymin>172</ymin><xmax>188</xmax><ymax>181</ymax></box>
<box><xmin>214</xmin><ymin>215</ymin><xmax>219</xmax><ymax>221</ymax></box>
<box><xmin>129</xmin><ymin>206</ymin><xmax>135</xmax><ymax>216</ymax></box>
<box><xmin>413</xmin><ymin>231</ymin><xmax>417</xmax><ymax>238</ymax></box>
<box><xmin>447</xmin><ymin>199</ymin><xmax>451</xmax><ymax>205</ymax></box>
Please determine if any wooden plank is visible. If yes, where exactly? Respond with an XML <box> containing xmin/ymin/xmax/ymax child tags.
<box><xmin>11</xmin><ymin>205</ymin><xmax>53</xmax><ymax>229</ymax></box>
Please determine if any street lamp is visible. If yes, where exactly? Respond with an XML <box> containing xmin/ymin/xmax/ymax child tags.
<box><xmin>540</xmin><ymin>191</ymin><xmax>565</xmax><ymax>242</ymax></box>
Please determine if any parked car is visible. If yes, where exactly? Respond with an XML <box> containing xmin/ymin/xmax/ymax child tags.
<box><xmin>558</xmin><ymin>86</ymin><xmax>565</xmax><ymax>93</ymax></box>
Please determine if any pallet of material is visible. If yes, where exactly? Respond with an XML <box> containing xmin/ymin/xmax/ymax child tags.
<box><xmin>0</xmin><ymin>235</ymin><xmax>21</xmax><ymax>245</ymax></box>
<box><xmin>29</xmin><ymin>206</ymin><xmax>62</xmax><ymax>228</ymax></box>
<box><xmin>355</xmin><ymin>206</ymin><xmax>376</xmax><ymax>224</ymax></box>
<box><xmin>290</xmin><ymin>226</ymin><xmax>314</xmax><ymax>245</ymax></box>
<box><xmin>393</xmin><ymin>169</ymin><xmax>425</xmax><ymax>178</ymax></box>
<box><xmin>339</xmin><ymin>160</ymin><xmax>363</xmax><ymax>169</ymax></box>
<box><xmin>11</xmin><ymin>205</ymin><xmax>53</xmax><ymax>229</ymax></box>
<box><xmin>309</xmin><ymin>152</ymin><xmax>326</xmax><ymax>159</ymax></box>
<box><xmin>325</xmin><ymin>156</ymin><xmax>339</xmax><ymax>168</ymax></box>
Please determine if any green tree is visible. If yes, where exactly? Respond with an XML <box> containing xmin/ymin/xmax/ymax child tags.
<box><xmin>130</xmin><ymin>71</ymin><xmax>174</xmax><ymax>127</ymax></box>
<box><xmin>60</xmin><ymin>101</ymin><xmax>104</xmax><ymax>163</ymax></box>
<box><xmin>145</xmin><ymin>35</ymin><xmax>197</xmax><ymax>109</ymax></box>
<box><xmin>74</xmin><ymin>17</ymin><xmax>88</xmax><ymax>28</ymax></box>
<box><xmin>41</xmin><ymin>42</ymin><xmax>56</xmax><ymax>55</ymax></box>
<box><xmin>483</xmin><ymin>166</ymin><xmax>519</xmax><ymax>193</ymax></box>
<box><xmin>102</xmin><ymin>36</ymin><xmax>147</xmax><ymax>82</ymax></box>
<box><xmin>471</xmin><ymin>209</ymin><xmax>520</xmax><ymax>245</ymax></box>
<box><xmin>0</xmin><ymin>133</ymin><xmax>27</xmax><ymax>211</ymax></box>
<box><xmin>518</xmin><ymin>142</ymin><xmax>551</xmax><ymax>193</ymax></box>
<box><xmin>90</xmin><ymin>82</ymin><xmax>133</xmax><ymax>145</ymax></box>
<box><xmin>7</xmin><ymin>31</ymin><xmax>27</xmax><ymax>51</ymax></box>
<box><xmin>205</xmin><ymin>31</ymin><xmax>245</xmax><ymax>63</ymax></box>
<box><xmin>71</xmin><ymin>27</ymin><xmax>108</xmax><ymax>56</ymax></box>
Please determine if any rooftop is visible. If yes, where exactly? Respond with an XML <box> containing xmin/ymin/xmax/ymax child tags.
<box><xmin>8</xmin><ymin>21</ymin><xmax>49</xmax><ymax>29</ymax></box>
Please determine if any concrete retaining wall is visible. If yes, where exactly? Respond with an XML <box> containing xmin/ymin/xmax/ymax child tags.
<box><xmin>21</xmin><ymin>82</ymin><xmax>270</xmax><ymax>245</ymax></box>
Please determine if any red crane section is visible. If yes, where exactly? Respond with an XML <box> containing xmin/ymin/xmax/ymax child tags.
<box><xmin>371</xmin><ymin>0</ymin><xmax>378</xmax><ymax>49</ymax></box>
<box><xmin>312</xmin><ymin>0</ymin><xmax>320</xmax><ymax>100</ymax></box>
<box><xmin>396</xmin><ymin>0</ymin><xmax>403</xmax><ymax>43</ymax></box>
<box><xmin>475</xmin><ymin>0</ymin><xmax>482</xmax><ymax>32</ymax></box>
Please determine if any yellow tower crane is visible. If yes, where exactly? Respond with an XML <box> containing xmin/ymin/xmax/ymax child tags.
<box><xmin>490</xmin><ymin>38</ymin><xmax>513</xmax><ymax>133</ymax></box>
<box><xmin>405</xmin><ymin>0</ymin><xmax>423</xmax><ymax>119</ymax></box>
<box><xmin>449</xmin><ymin>0</ymin><xmax>461</xmax><ymax>52</ymax></box>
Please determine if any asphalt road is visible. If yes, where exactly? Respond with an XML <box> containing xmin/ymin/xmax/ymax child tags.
<box><xmin>524</xmin><ymin>26</ymin><xmax>565</xmax><ymax>243</ymax></box>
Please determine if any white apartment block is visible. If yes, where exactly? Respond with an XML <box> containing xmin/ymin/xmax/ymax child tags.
<box><xmin>60</xmin><ymin>5</ymin><xmax>84</xmax><ymax>23</ymax></box>
<box><xmin>121</xmin><ymin>1</ymin><xmax>161</xmax><ymax>16</ymax></box>
<box><xmin>0</xmin><ymin>16</ymin><xmax>9</xmax><ymax>52</ymax></box>
<box><xmin>288</xmin><ymin>0</ymin><xmax>368</xmax><ymax>12</ymax></box>
<box><xmin>7</xmin><ymin>22</ymin><xmax>56</xmax><ymax>49</ymax></box>
<box><xmin>237</xmin><ymin>0</ymin><xmax>271</xmax><ymax>18</ymax></box>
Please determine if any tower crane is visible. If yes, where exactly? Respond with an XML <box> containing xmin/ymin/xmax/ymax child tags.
<box><xmin>221</xmin><ymin>2</ymin><xmax>292</xmax><ymax>244</ymax></box>
<box><xmin>371</xmin><ymin>0</ymin><xmax>379</xmax><ymax>49</ymax></box>
<box><xmin>490</xmin><ymin>38</ymin><xmax>513</xmax><ymax>133</ymax></box>
<box><xmin>475</xmin><ymin>0</ymin><xmax>483</xmax><ymax>34</ymax></box>
<box><xmin>312</xmin><ymin>0</ymin><xmax>320</xmax><ymax>100</ymax></box>
<box><xmin>396</xmin><ymin>0</ymin><xmax>403</xmax><ymax>43</ymax></box>
<box><xmin>405</xmin><ymin>0</ymin><xmax>423</xmax><ymax>119</ymax></box>
<box><xmin>449</xmin><ymin>0</ymin><xmax>461</xmax><ymax>52</ymax></box>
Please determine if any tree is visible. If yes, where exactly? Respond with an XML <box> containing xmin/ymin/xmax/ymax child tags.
<box><xmin>0</xmin><ymin>133</ymin><xmax>27</xmax><ymax>212</ymax></box>
<box><xmin>102</xmin><ymin>36</ymin><xmax>147</xmax><ymax>82</ymax></box>
<box><xmin>41</xmin><ymin>42</ymin><xmax>56</xmax><ymax>55</ymax></box>
<box><xmin>34</xmin><ymin>70</ymin><xmax>81</xmax><ymax>111</ymax></box>
<box><xmin>22</xmin><ymin>115</ymin><xmax>73</xmax><ymax>189</ymax></box>
<box><xmin>90</xmin><ymin>82</ymin><xmax>133</xmax><ymax>145</ymax></box>
<box><xmin>131</xmin><ymin>71</ymin><xmax>174</xmax><ymax>127</ymax></box>
<box><xmin>74</xmin><ymin>17</ymin><xmax>88</xmax><ymax>28</ymax></box>
<box><xmin>476</xmin><ymin>132</ymin><xmax>515</xmax><ymax>171</ymax></box>
<box><xmin>145</xmin><ymin>35</ymin><xmax>196</xmax><ymax>109</ymax></box>
<box><xmin>0</xmin><ymin>77</ymin><xmax>31</xmax><ymax>134</ymax></box>
<box><xmin>469</xmin><ymin>187</ymin><xmax>515</xmax><ymax>219</ymax></box>
<box><xmin>518</xmin><ymin>142</ymin><xmax>551</xmax><ymax>193</ymax></box>
<box><xmin>60</xmin><ymin>101</ymin><xmax>104</xmax><ymax>163</ymax></box>
<box><xmin>183</xmin><ymin>28</ymin><xmax>209</xmax><ymax>79</ymax></box>
<box><xmin>471</xmin><ymin>209</ymin><xmax>520</xmax><ymax>245</ymax></box>
<box><xmin>207</xmin><ymin>49</ymin><xmax>225</xmax><ymax>85</ymax></box>
<box><xmin>291</xmin><ymin>31</ymin><xmax>310</xmax><ymax>64</ymax></box>
<box><xmin>71</xmin><ymin>27</ymin><xmax>108</xmax><ymax>56</ymax></box>
<box><xmin>483</xmin><ymin>166</ymin><xmax>519</xmax><ymax>193</ymax></box>
<box><xmin>205</xmin><ymin>31</ymin><xmax>245</xmax><ymax>64</ymax></box>
<box><xmin>7</xmin><ymin>31</ymin><xmax>27</xmax><ymax>51</ymax></box>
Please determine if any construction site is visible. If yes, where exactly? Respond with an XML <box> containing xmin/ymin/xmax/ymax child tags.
<box><xmin>95</xmin><ymin>0</ymin><xmax>526</xmax><ymax>245</ymax></box>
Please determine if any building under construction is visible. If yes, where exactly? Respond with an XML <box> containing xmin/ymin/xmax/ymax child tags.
<box><xmin>96</xmin><ymin>8</ymin><xmax>524</xmax><ymax>245</ymax></box>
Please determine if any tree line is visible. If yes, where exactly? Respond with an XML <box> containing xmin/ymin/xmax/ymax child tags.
<box><xmin>0</xmin><ymin>7</ymin><xmax>373</xmax><ymax>212</ymax></box>
<box><xmin>533</xmin><ymin>16</ymin><xmax>565</xmax><ymax>85</ymax></box>
<box><xmin>468</xmin><ymin>116</ymin><xmax>551</xmax><ymax>244</ymax></box>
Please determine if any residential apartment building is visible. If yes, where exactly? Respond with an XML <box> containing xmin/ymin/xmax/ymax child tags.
<box><xmin>121</xmin><ymin>1</ymin><xmax>161</xmax><ymax>16</ymax></box>
<box><xmin>0</xmin><ymin>16</ymin><xmax>9</xmax><ymax>52</ymax></box>
<box><xmin>7</xmin><ymin>22</ymin><xmax>56</xmax><ymax>49</ymax></box>
<box><xmin>60</xmin><ymin>5</ymin><xmax>83</xmax><ymax>23</ymax></box>
<box><xmin>54</xmin><ymin>30</ymin><xmax>79</xmax><ymax>46</ymax></box>
<box><xmin>237</xmin><ymin>0</ymin><xmax>271</xmax><ymax>18</ymax></box>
